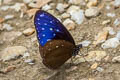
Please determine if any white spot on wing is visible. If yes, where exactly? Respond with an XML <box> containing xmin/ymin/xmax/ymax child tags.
<box><xmin>41</xmin><ymin>41</ymin><xmax>43</xmax><ymax>43</ymax></box>
<box><xmin>42</xmin><ymin>34</ymin><xmax>45</xmax><ymax>37</ymax></box>
<box><xmin>41</xmin><ymin>28</ymin><xmax>45</xmax><ymax>30</ymax></box>
<box><xmin>50</xmin><ymin>21</ymin><xmax>53</xmax><ymax>23</ymax></box>
<box><xmin>38</xmin><ymin>23</ymin><xmax>40</xmax><ymax>25</ymax></box>
<box><xmin>50</xmin><ymin>28</ymin><xmax>53</xmax><ymax>31</ymax></box>
<box><xmin>53</xmin><ymin>33</ymin><xmax>56</xmax><ymax>36</ymax></box>
<box><xmin>40</xmin><ymin>14</ymin><xmax>44</xmax><ymax>17</ymax></box>
<box><xmin>44</xmin><ymin>23</ymin><xmax>47</xmax><ymax>25</ymax></box>
<box><xmin>56</xmin><ymin>46</ymin><xmax>59</xmax><ymax>48</ymax></box>
<box><xmin>47</xmin><ymin>39</ymin><xmax>51</xmax><ymax>41</ymax></box>
<box><xmin>37</xmin><ymin>18</ymin><xmax>40</xmax><ymax>20</ymax></box>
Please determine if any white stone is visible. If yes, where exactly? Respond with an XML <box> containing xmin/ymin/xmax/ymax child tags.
<box><xmin>96</xmin><ymin>67</ymin><xmax>104</xmax><ymax>72</ymax></box>
<box><xmin>0</xmin><ymin>6</ymin><xmax>10</xmax><ymax>11</ymax></box>
<box><xmin>63</xmin><ymin>19</ymin><xmax>75</xmax><ymax>30</ymax></box>
<box><xmin>108</xmin><ymin>27</ymin><xmax>115</xmax><ymax>35</ymax></box>
<box><xmin>114</xmin><ymin>18</ymin><xmax>120</xmax><ymax>26</ymax></box>
<box><xmin>0</xmin><ymin>46</ymin><xmax>27</xmax><ymax>61</ymax></box>
<box><xmin>106</xmin><ymin>5</ymin><xmax>111</xmax><ymax>10</ymax></box>
<box><xmin>67</xmin><ymin>5</ymin><xmax>80</xmax><ymax>14</ymax></box>
<box><xmin>23</xmin><ymin>0</ymin><xmax>32</xmax><ymax>4</ymax></box>
<box><xmin>23</xmin><ymin>52</ymin><xmax>30</xmax><ymax>58</ymax></box>
<box><xmin>24</xmin><ymin>59</ymin><xmax>34</xmax><ymax>64</ymax></box>
<box><xmin>4</xmin><ymin>15</ymin><xmax>14</xmax><ymax>20</ymax></box>
<box><xmin>61</xmin><ymin>13</ymin><xmax>70</xmax><ymax>18</ymax></box>
<box><xmin>56</xmin><ymin>3</ymin><xmax>65</xmax><ymax>12</ymax></box>
<box><xmin>70</xmin><ymin>10</ymin><xmax>85</xmax><ymax>24</ymax></box>
<box><xmin>112</xmin><ymin>56</ymin><xmax>120</xmax><ymax>62</ymax></box>
<box><xmin>63</xmin><ymin>18</ymin><xmax>74</xmax><ymax>25</ymax></box>
<box><xmin>3</xmin><ymin>24</ymin><xmax>13</xmax><ymax>31</ymax></box>
<box><xmin>79</xmin><ymin>40</ymin><xmax>91</xmax><ymax>47</ymax></box>
<box><xmin>10</xmin><ymin>3</ymin><xmax>24</xmax><ymax>12</ymax></box>
<box><xmin>101</xmin><ymin>38</ymin><xmax>120</xmax><ymax>49</ymax></box>
<box><xmin>107</xmin><ymin>13</ymin><xmax>116</xmax><ymax>17</ymax></box>
<box><xmin>114</xmin><ymin>0</ymin><xmax>120</xmax><ymax>7</ymax></box>
<box><xmin>102</xmin><ymin>20</ymin><xmax>111</xmax><ymax>25</ymax></box>
<box><xmin>85</xmin><ymin>7</ymin><xmax>100</xmax><ymax>17</ymax></box>
<box><xmin>103</xmin><ymin>27</ymin><xmax>115</xmax><ymax>35</ymax></box>
<box><xmin>115</xmin><ymin>31</ymin><xmax>120</xmax><ymax>40</ymax></box>
<box><xmin>68</xmin><ymin>0</ymin><xmax>85</xmax><ymax>5</ymax></box>
<box><xmin>42</xmin><ymin>4</ymin><xmax>51</xmax><ymax>11</ymax></box>
<box><xmin>23</xmin><ymin>28</ymin><xmax>35</xmax><ymax>36</ymax></box>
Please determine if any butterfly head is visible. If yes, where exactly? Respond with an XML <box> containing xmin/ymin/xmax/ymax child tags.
<box><xmin>72</xmin><ymin>44</ymin><xmax>82</xmax><ymax>56</ymax></box>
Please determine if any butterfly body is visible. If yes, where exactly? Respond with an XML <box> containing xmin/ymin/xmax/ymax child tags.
<box><xmin>34</xmin><ymin>10</ymin><xmax>81</xmax><ymax>69</ymax></box>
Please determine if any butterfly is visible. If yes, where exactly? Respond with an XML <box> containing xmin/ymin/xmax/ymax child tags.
<box><xmin>34</xmin><ymin>10</ymin><xmax>82</xmax><ymax>69</ymax></box>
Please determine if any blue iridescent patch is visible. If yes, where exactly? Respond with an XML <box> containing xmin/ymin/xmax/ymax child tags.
<box><xmin>34</xmin><ymin>10</ymin><xmax>75</xmax><ymax>46</ymax></box>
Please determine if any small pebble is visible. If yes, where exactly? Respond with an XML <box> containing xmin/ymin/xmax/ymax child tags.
<box><xmin>42</xmin><ymin>4</ymin><xmax>51</xmax><ymax>11</ymax></box>
<box><xmin>107</xmin><ymin>13</ymin><xmax>116</xmax><ymax>17</ymax></box>
<box><xmin>79</xmin><ymin>40</ymin><xmax>91</xmax><ymax>47</ymax></box>
<box><xmin>87</xmin><ymin>0</ymin><xmax>98</xmax><ymax>8</ymax></box>
<box><xmin>61</xmin><ymin>13</ymin><xmax>70</xmax><ymax>19</ymax></box>
<box><xmin>63</xmin><ymin>19</ymin><xmax>75</xmax><ymax>30</ymax></box>
<box><xmin>3</xmin><ymin>24</ymin><xmax>13</xmax><ymax>31</ymax></box>
<box><xmin>10</xmin><ymin>3</ymin><xmax>25</xmax><ymax>12</ymax></box>
<box><xmin>96</xmin><ymin>67</ymin><xmax>104</xmax><ymax>72</ymax></box>
<box><xmin>0</xmin><ymin>6</ymin><xmax>10</xmax><ymax>11</ymax></box>
<box><xmin>101</xmin><ymin>38</ymin><xmax>120</xmax><ymax>49</ymax></box>
<box><xmin>106</xmin><ymin>5</ymin><xmax>111</xmax><ymax>10</ymax></box>
<box><xmin>3</xmin><ymin>65</ymin><xmax>16</xmax><ymax>73</ymax></box>
<box><xmin>93</xmin><ymin>30</ymin><xmax>108</xmax><ymax>46</ymax></box>
<box><xmin>23</xmin><ymin>28</ymin><xmax>35</xmax><ymax>36</ymax></box>
<box><xmin>103</xmin><ymin>27</ymin><xmax>115</xmax><ymax>35</ymax></box>
<box><xmin>114</xmin><ymin>18</ymin><xmax>120</xmax><ymax>26</ymax></box>
<box><xmin>115</xmin><ymin>31</ymin><xmax>120</xmax><ymax>40</ymax></box>
<box><xmin>68</xmin><ymin>0</ymin><xmax>84</xmax><ymax>5</ymax></box>
<box><xmin>4</xmin><ymin>15</ymin><xmax>14</xmax><ymax>20</ymax></box>
<box><xmin>67</xmin><ymin>5</ymin><xmax>80</xmax><ymax>14</ymax></box>
<box><xmin>102</xmin><ymin>20</ymin><xmax>111</xmax><ymax>25</ymax></box>
<box><xmin>28</xmin><ymin>0</ymin><xmax>51</xmax><ymax>8</ymax></box>
<box><xmin>24</xmin><ymin>59</ymin><xmax>35</xmax><ymax>64</ymax></box>
<box><xmin>85</xmin><ymin>7</ymin><xmax>100</xmax><ymax>17</ymax></box>
<box><xmin>112</xmin><ymin>56</ymin><xmax>120</xmax><ymax>62</ymax></box>
<box><xmin>56</xmin><ymin>3</ymin><xmax>65</xmax><ymax>12</ymax></box>
<box><xmin>23</xmin><ymin>52</ymin><xmax>30</xmax><ymax>58</ymax></box>
<box><xmin>114</xmin><ymin>0</ymin><xmax>120</xmax><ymax>7</ymax></box>
<box><xmin>91</xmin><ymin>62</ymin><xmax>98</xmax><ymax>69</ymax></box>
<box><xmin>70</xmin><ymin>10</ymin><xmax>85</xmax><ymax>24</ymax></box>
<box><xmin>31</xmin><ymin>36</ymin><xmax>37</xmax><ymax>42</ymax></box>
<box><xmin>23</xmin><ymin>0</ymin><xmax>32</xmax><ymax>4</ymax></box>
<box><xmin>0</xmin><ymin>18</ymin><xmax>4</xmax><ymax>23</ymax></box>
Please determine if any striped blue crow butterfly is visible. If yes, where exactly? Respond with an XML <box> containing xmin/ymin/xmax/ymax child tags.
<box><xmin>34</xmin><ymin>10</ymin><xmax>82</xmax><ymax>69</ymax></box>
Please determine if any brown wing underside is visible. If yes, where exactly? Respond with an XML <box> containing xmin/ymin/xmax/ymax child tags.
<box><xmin>39</xmin><ymin>40</ymin><xmax>75</xmax><ymax>69</ymax></box>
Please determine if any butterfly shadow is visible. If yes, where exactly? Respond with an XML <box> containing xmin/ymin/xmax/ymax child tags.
<box><xmin>44</xmin><ymin>62</ymin><xmax>77</xmax><ymax>80</ymax></box>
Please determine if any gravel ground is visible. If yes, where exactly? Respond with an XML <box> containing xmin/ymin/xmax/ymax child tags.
<box><xmin>0</xmin><ymin>0</ymin><xmax>120</xmax><ymax>80</ymax></box>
